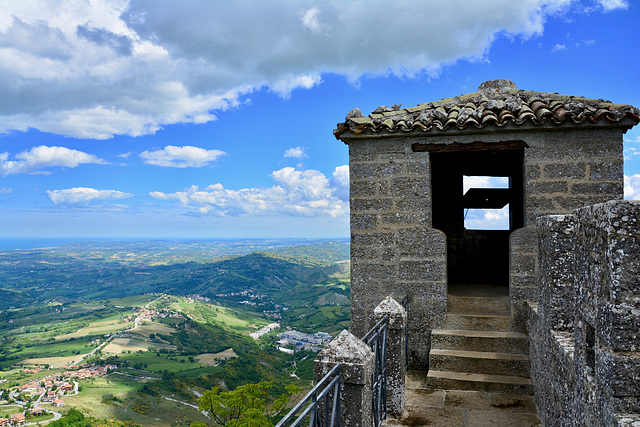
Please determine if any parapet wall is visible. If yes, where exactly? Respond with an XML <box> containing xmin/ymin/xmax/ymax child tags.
<box><xmin>529</xmin><ymin>200</ymin><xmax>640</xmax><ymax>426</ymax></box>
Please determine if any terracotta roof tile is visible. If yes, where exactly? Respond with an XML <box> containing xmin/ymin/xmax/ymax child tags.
<box><xmin>334</xmin><ymin>79</ymin><xmax>640</xmax><ymax>139</ymax></box>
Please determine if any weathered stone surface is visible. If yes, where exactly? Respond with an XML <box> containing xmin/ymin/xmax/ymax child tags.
<box><xmin>590</xmin><ymin>162</ymin><xmax>623</xmax><ymax>181</ymax></box>
<box><xmin>537</xmin><ymin>214</ymin><xmax>576</xmax><ymax>331</ymax></box>
<box><xmin>350</xmin><ymin>213</ymin><xmax>378</xmax><ymax>231</ymax></box>
<box><xmin>350</xmin><ymin>162</ymin><xmax>403</xmax><ymax>178</ymax></box>
<box><xmin>350</xmin><ymin>198</ymin><xmax>394</xmax><ymax>212</ymax></box>
<box><xmin>399</xmin><ymin>259</ymin><xmax>446</xmax><ymax>281</ymax></box>
<box><xmin>543</xmin><ymin>163</ymin><xmax>586</xmax><ymax>179</ymax></box>
<box><xmin>315</xmin><ymin>330</ymin><xmax>374</xmax><ymax>382</ymax></box>
<box><xmin>571</xmin><ymin>181</ymin><xmax>623</xmax><ymax>195</ymax></box>
<box><xmin>314</xmin><ymin>330</ymin><xmax>374</xmax><ymax>427</ymax></box>
<box><xmin>528</xmin><ymin>181</ymin><xmax>569</xmax><ymax>194</ymax></box>
<box><xmin>373</xmin><ymin>297</ymin><xmax>407</xmax><ymax>416</ymax></box>
<box><xmin>340</xmin><ymin>85</ymin><xmax>636</xmax><ymax>426</ymax></box>
<box><xmin>529</xmin><ymin>201</ymin><xmax>640</xmax><ymax>426</ymax></box>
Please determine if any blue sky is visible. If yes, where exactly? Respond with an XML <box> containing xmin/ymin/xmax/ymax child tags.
<box><xmin>0</xmin><ymin>0</ymin><xmax>638</xmax><ymax>238</ymax></box>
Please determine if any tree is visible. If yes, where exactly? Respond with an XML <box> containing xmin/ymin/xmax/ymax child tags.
<box><xmin>192</xmin><ymin>381</ymin><xmax>300</xmax><ymax>427</ymax></box>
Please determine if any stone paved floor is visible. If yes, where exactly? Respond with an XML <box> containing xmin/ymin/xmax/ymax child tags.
<box><xmin>383</xmin><ymin>371</ymin><xmax>541</xmax><ymax>427</ymax></box>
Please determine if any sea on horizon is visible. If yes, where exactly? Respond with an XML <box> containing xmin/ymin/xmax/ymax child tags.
<box><xmin>0</xmin><ymin>237</ymin><xmax>169</xmax><ymax>251</ymax></box>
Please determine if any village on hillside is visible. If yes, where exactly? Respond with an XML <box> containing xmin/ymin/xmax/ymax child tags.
<box><xmin>1</xmin><ymin>363</ymin><xmax>116</xmax><ymax>426</ymax></box>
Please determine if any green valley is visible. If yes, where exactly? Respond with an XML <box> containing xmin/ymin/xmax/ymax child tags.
<box><xmin>0</xmin><ymin>239</ymin><xmax>350</xmax><ymax>426</ymax></box>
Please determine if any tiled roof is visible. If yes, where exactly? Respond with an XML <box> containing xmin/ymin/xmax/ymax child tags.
<box><xmin>334</xmin><ymin>79</ymin><xmax>640</xmax><ymax>139</ymax></box>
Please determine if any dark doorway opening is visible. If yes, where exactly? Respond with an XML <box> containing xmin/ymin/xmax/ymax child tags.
<box><xmin>430</xmin><ymin>145</ymin><xmax>524</xmax><ymax>287</ymax></box>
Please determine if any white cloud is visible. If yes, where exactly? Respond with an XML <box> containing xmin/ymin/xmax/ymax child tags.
<box><xmin>302</xmin><ymin>8</ymin><xmax>323</xmax><ymax>34</ymax></box>
<box><xmin>0</xmin><ymin>145</ymin><xmax>106</xmax><ymax>176</ymax></box>
<box><xmin>552</xmin><ymin>43</ymin><xmax>567</xmax><ymax>52</ymax></box>
<box><xmin>47</xmin><ymin>187</ymin><xmax>134</xmax><ymax>207</ymax></box>
<box><xmin>624</xmin><ymin>175</ymin><xmax>640</xmax><ymax>200</ymax></box>
<box><xmin>463</xmin><ymin>176</ymin><xmax>509</xmax><ymax>194</ymax></box>
<box><xmin>140</xmin><ymin>145</ymin><xmax>227</xmax><ymax>168</ymax></box>
<box><xmin>150</xmin><ymin>166</ymin><xmax>348</xmax><ymax>217</ymax></box>
<box><xmin>0</xmin><ymin>187</ymin><xmax>12</xmax><ymax>194</ymax></box>
<box><xmin>284</xmin><ymin>146</ymin><xmax>307</xmax><ymax>159</ymax></box>
<box><xmin>0</xmin><ymin>0</ymin><xmax>578</xmax><ymax>139</ymax></box>
<box><xmin>331</xmin><ymin>165</ymin><xmax>349</xmax><ymax>201</ymax></box>
<box><xmin>597</xmin><ymin>0</ymin><xmax>628</xmax><ymax>11</ymax></box>
<box><xmin>465</xmin><ymin>206</ymin><xmax>510</xmax><ymax>230</ymax></box>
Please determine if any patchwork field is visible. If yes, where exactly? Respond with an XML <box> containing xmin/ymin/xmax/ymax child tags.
<box><xmin>57</xmin><ymin>317</ymin><xmax>136</xmax><ymax>340</ymax></box>
<box><xmin>0</xmin><ymin>404</ymin><xmax>24</xmax><ymax>416</ymax></box>
<box><xmin>102</xmin><ymin>337</ymin><xmax>175</xmax><ymax>355</ymax></box>
<box><xmin>160</xmin><ymin>297</ymin><xmax>268</xmax><ymax>332</ymax></box>
<box><xmin>132</xmin><ymin>320</ymin><xmax>176</xmax><ymax>338</ymax></box>
<box><xmin>20</xmin><ymin>355</ymin><xmax>85</xmax><ymax>369</ymax></box>
<box><xmin>196</xmin><ymin>348</ymin><xmax>238</xmax><ymax>365</ymax></box>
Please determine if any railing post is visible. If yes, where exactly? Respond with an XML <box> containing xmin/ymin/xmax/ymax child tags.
<box><xmin>314</xmin><ymin>330</ymin><xmax>374</xmax><ymax>427</ymax></box>
<box><xmin>373</xmin><ymin>297</ymin><xmax>406</xmax><ymax>417</ymax></box>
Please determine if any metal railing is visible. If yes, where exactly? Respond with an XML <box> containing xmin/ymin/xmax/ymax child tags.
<box><xmin>400</xmin><ymin>295</ymin><xmax>409</xmax><ymax>371</ymax></box>
<box><xmin>362</xmin><ymin>316</ymin><xmax>388</xmax><ymax>427</ymax></box>
<box><xmin>277</xmin><ymin>295</ymin><xmax>408</xmax><ymax>427</ymax></box>
<box><xmin>275</xmin><ymin>364</ymin><xmax>341</xmax><ymax>427</ymax></box>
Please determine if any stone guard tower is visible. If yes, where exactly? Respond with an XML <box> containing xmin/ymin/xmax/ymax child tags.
<box><xmin>334</xmin><ymin>80</ymin><xmax>639</xmax><ymax>368</ymax></box>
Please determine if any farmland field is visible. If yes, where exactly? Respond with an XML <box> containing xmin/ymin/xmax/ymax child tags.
<box><xmin>0</xmin><ymin>239</ymin><xmax>351</xmax><ymax>426</ymax></box>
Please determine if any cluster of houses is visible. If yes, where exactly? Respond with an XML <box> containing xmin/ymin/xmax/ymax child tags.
<box><xmin>277</xmin><ymin>330</ymin><xmax>332</xmax><ymax>352</ymax></box>
<box><xmin>149</xmin><ymin>307</ymin><xmax>184</xmax><ymax>319</ymax></box>
<box><xmin>186</xmin><ymin>294</ymin><xmax>211</xmax><ymax>303</ymax></box>
<box><xmin>0</xmin><ymin>412</ymin><xmax>26</xmax><ymax>426</ymax></box>
<box><xmin>0</xmin><ymin>408</ymin><xmax>52</xmax><ymax>426</ymax></box>
<box><xmin>16</xmin><ymin>364</ymin><xmax>116</xmax><ymax>407</ymax></box>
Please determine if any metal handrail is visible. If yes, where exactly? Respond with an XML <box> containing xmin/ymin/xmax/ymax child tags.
<box><xmin>275</xmin><ymin>364</ymin><xmax>341</xmax><ymax>427</ymax></box>
<box><xmin>362</xmin><ymin>316</ymin><xmax>388</xmax><ymax>427</ymax></box>
<box><xmin>400</xmin><ymin>295</ymin><xmax>409</xmax><ymax>371</ymax></box>
<box><xmin>278</xmin><ymin>295</ymin><xmax>408</xmax><ymax>427</ymax></box>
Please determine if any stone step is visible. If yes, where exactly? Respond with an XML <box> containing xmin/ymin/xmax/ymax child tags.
<box><xmin>431</xmin><ymin>329</ymin><xmax>529</xmax><ymax>354</ymax></box>
<box><xmin>447</xmin><ymin>295</ymin><xmax>510</xmax><ymax>314</ymax></box>
<box><xmin>429</xmin><ymin>348</ymin><xmax>531</xmax><ymax>377</ymax></box>
<box><xmin>445</xmin><ymin>312</ymin><xmax>510</xmax><ymax>331</ymax></box>
<box><xmin>426</xmin><ymin>369</ymin><xmax>533</xmax><ymax>394</ymax></box>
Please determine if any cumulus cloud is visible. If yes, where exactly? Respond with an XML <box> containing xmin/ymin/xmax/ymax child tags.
<box><xmin>331</xmin><ymin>165</ymin><xmax>349</xmax><ymax>201</ymax></box>
<box><xmin>463</xmin><ymin>176</ymin><xmax>509</xmax><ymax>194</ymax></box>
<box><xmin>0</xmin><ymin>0</ymin><xmax>580</xmax><ymax>139</ymax></box>
<box><xmin>552</xmin><ymin>43</ymin><xmax>567</xmax><ymax>52</ymax></box>
<box><xmin>140</xmin><ymin>145</ymin><xmax>227</xmax><ymax>168</ymax></box>
<box><xmin>47</xmin><ymin>187</ymin><xmax>134</xmax><ymax>207</ymax></box>
<box><xmin>465</xmin><ymin>206</ymin><xmax>510</xmax><ymax>230</ymax></box>
<box><xmin>284</xmin><ymin>146</ymin><xmax>307</xmax><ymax>159</ymax></box>
<box><xmin>597</xmin><ymin>0</ymin><xmax>628</xmax><ymax>11</ymax></box>
<box><xmin>150</xmin><ymin>166</ymin><xmax>348</xmax><ymax>217</ymax></box>
<box><xmin>0</xmin><ymin>145</ymin><xmax>106</xmax><ymax>176</ymax></box>
<box><xmin>624</xmin><ymin>175</ymin><xmax>640</xmax><ymax>200</ymax></box>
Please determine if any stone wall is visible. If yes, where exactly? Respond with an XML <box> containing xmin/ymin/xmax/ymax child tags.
<box><xmin>348</xmin><ymin>137</ymin><xmax>446</xmax><ymax>368</ymax></box>
<box><xmin>346</xmin><ymin>127</ymin><xmax>624</xmax><ymax>366</ymax></box>
<box><xmin>513</xmin><ymin>127</ymin><xmax>623</xmax><ymax>330</ymax></box>
<box><xmin>529</xmin><ymin>201</ymin><xmax>640</xmax><ymax>426</ymax></box>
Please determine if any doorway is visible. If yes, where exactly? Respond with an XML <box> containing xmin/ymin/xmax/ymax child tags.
<box><xmin>431</xmin><ymin>145</ymin><xmax>524</xmax><ymax>288</ymax></box>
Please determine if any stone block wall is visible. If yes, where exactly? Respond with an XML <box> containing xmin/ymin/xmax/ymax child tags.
<box><xmin>528</xmin><ymin>214</ymin><xmax>579</xmax><ymax>425</ymax></box>
<box><xmin>524</xmin><ymin>128</ymin><xmax>624</xmax><ymax>222</ymax></box>
<box><xmin>348</xmin><ymin>138</ymin><xmax>446</xmax><ymax>368</ymax></box>
<box><xmin>529</xmin><ymin>201</ymin><xmax>640</xmax><ymax>426</ymax></box>
<box><xmin>514</xmin><ymin>128</ymin><xmax>623</xmax><ymax>329</ymax></box>
<box><xmin>346</xmin><ymin>126</ymin><xmax>624</xmax><ymax>368</ymax></box>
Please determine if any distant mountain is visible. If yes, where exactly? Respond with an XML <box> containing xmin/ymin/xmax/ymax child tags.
<box><xmin>0</xmin><ymin>288</ymin><xmax>30</xmax><ymax>308</ymax></box>
<box><xmin>273</xmin><ymin>241</ymin><xmax>350</xmax><ymax>263</ymax></box>
<box><xmin>0</xmin><ymin>240</ymin><xmax>350</xmax><ymax>318</ymax></box>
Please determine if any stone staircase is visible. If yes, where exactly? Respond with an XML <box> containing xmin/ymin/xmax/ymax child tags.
<box><xmin>426</xmin><ymin>292</ymin><xmax>533</xmax><ymax>394</ymax></box>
